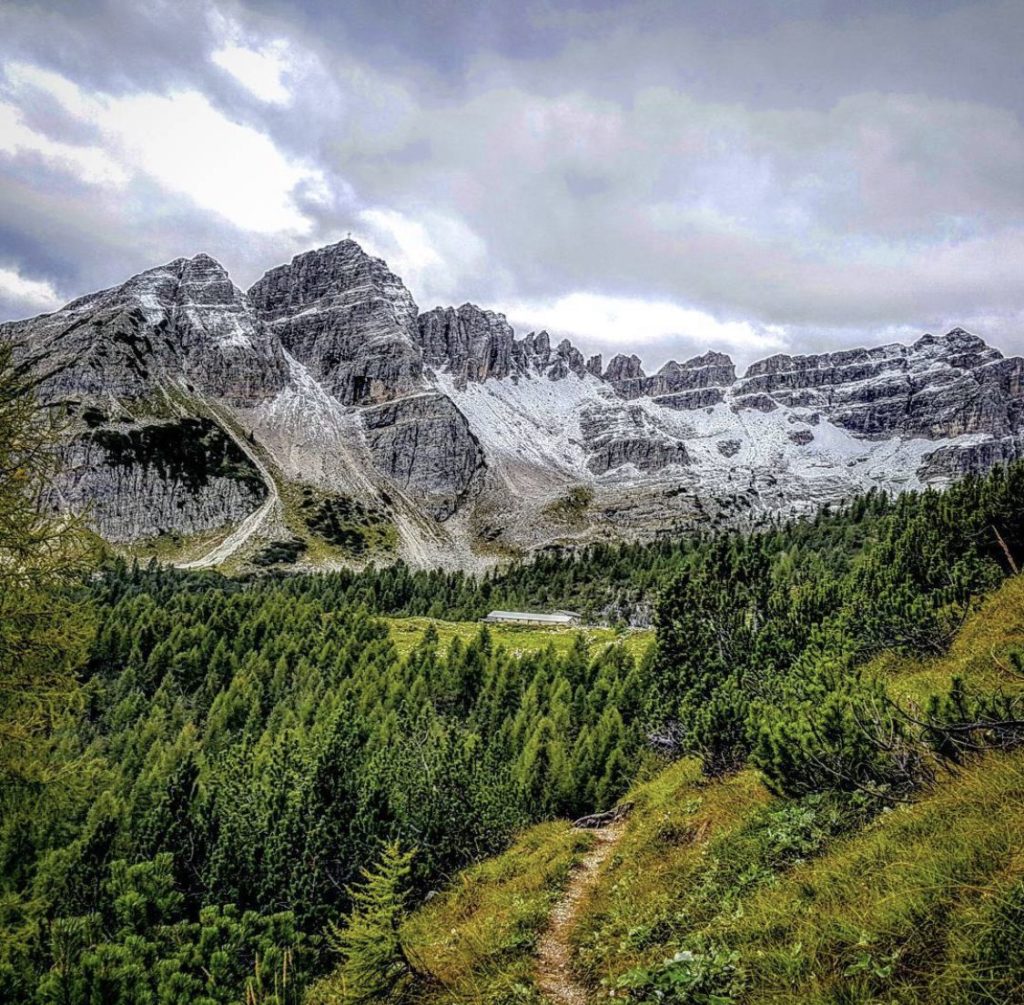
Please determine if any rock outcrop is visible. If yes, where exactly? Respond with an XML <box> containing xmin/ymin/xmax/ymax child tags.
<box><xmin>361</xmin><ymin>392</ymin><xmax>484</xmax><ymax>519</ymax></box>
<box><xmin>53</xmin><ymin>418</ymin><xmax>267</xmax><ymax>542</ymax></box>
<box><xmin>736</xmin><ymin>330</ymin><xmax>1017</xmax><ymax>439</ymax></box>
<box><xmin>417</xmin><ymin>304</ymin><xmax>591</xmax><ymax>384</ymax></box>
<box><xmin>603</xmin><ymin>353</ymin><xmax>646</xmax><ymax>396</ymax></box>
<box><xmin>1</xmin><ymin>254</ymin><xmax>288</xmax><ymax>407</ymax></box>
<box><xmin>581</xmin><ymin>403</ymin><xmax>691</xmax><ymax>475</ymax></box>
<box><xmin>417</xmin><ymin>304</ymin><xmax>518</xmax><ymax>386</ymax></box>
<box><xmin>606</xmin><ymin>350</ymin><xmax>736</xmax><ymax>402</ymax></box>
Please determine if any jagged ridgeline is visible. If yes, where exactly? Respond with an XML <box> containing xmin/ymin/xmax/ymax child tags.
<box><xmin>5</xmin><ymin>462</ymin><xmax>1024</xmax><ymax>1003</ymax></box>
<box><xmin>4</xmin><ymin>238</ymin><xmax>1024</xmax><ymax>570</ymax></box>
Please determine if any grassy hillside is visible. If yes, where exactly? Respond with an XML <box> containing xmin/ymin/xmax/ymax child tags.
<box><xmin>342</xmin><ymin>575</ymin><xmax>1024</xmax><ymax>1005</ymax></box>
<box><xmin>571</xmin><ymin>750</ymin><xmax>1024</xmax><ymax>1004</ymax></box>
<box><xmin>390</xmin><ymin>824</ymin><xmax>592</xmax><ymax>1004</ymax></box>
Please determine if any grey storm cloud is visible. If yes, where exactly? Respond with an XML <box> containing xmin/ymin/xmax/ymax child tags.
<box><xmin>0</xmin><ymin>0</ymin><xmax>1022</xmax><ymax>368</ymax></box>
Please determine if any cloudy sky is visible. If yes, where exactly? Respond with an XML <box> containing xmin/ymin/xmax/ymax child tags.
<box><xmin>1</xmin><ymin>0</ymin><xmax>1022</xmax><ymax>368</ymax></box>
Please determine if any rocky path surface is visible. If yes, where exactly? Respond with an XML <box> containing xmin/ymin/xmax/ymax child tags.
<box><xmin>535</xmin><ymin>821</ymin><xmax>625</xmax><ymax>1005</ymax></box>
<box><xmin>179</xmin><ymin>402</ymin><xmax>282</xmax><ymax>569</ymax></box>
<box><xmin>178</xmin><ymin>491</ymin><xmax>277</xmax><ymax>569</ymax></box>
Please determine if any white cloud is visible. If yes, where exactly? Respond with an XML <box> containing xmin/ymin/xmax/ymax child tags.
<box><xmin>2</xmin><ymin>4</ymin><xmax>1022</xmax><ymax>358</ymax></box>
<box><xmin>106</xmin><ymin>89</ymin><xmax>319</xmax><ymax>232</ymax></box>
<box><xmin>504</xmin><ymin>292</ymin><xmax>786</xmax><ymax>354</ymax></box>
<box><xmin>0</xmin><ymin>266</ymin><xmax>61</xmax><ymax>314</ymax></box>
<box><xmin>355</xmin><ymin>207</ymin><xmax>489</xmax><ymax>305</ymax></box>
<box><xmin>211</xmin><ymin>42</ymin><xmax>293</xmax><ymax>105</ymax></box>
<box><xmin>358</xmin><ymin>208</ymin><xmax>444</xmax><ymax>273</ymax></box>
<box><xmin>2</xmin><ymin>61</ymin><xmax>323</xmax><ymax>234</ymax></box>
<box><xmin>0</xmin><ymin>100</ymin><xmax>128</xmax><ymax>185</ymax></box>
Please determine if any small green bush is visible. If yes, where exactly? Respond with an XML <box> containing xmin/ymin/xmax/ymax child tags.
<box><xmin>612</xmin><ymin>945</ymin><xmax>747</xmax><ymax>1004</ymax></box>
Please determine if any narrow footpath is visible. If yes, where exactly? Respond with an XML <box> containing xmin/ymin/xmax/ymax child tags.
<box><xmin>535</xmin><ymin>820</ymin><xmax>625</xmax><ymax>1005</ymax></box>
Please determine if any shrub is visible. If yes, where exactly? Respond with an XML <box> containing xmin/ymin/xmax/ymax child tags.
<box><xmin>612</xmin><ymin>945</ymin><xmax>747</xmax><ymax>1004</ymax></box>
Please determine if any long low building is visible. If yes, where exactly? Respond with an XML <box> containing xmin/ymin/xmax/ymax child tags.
<box><xmin>483</xmin><ymin>609</ymin><xmax>581</xmax><ymax>626</ymax></box>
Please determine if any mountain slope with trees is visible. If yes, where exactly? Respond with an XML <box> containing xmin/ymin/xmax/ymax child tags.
<box><xmin>3</xmin><ymin>326</ymin><xmax>1024</xmax><ymax>1002</ymax></box>
<box><xmin>317</xmin><ymin>576</ymin><xmax>1024</xmax><ymax>1004</ymax></box>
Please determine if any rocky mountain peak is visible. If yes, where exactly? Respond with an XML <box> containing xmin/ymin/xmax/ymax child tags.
<box><xmin>417</xmin><ymin>303</ymin><xmax>516</xmax><ymax>386</ymax></box>
<box><xmin>173</xmin><ymin>253</ymin><xmax>240</xmax><ymax>306</ymax></box>
<box><xmin>249</xmin><ymin>239</ymin><xmax>417</xmax><ymax>328</ymax></box>
<box><xmin>684</xmin><ymin>350</ymin><xmax>735</xmax><ymax>370</ymax></box>
<box><xmin>915</xmin><ymin>327</ymin><xmax>987</xmax><ymax>349</ymax></box>
<box><xmin>548</xmin><ymin>337</ymin><xmax>587</xmax><ymax>381</ymax></box>
<box><xmin>2</xmin><ymin>254</ymin><xmax>288</xmax><ymax>407</ymax></box>
<box><xmin>248</xmin><ymin>239</ymin><xmax>422</xmax><ymax>405</ymax></box>
<box><xmin>528</xmin><ymin>331</ymin><xmax>551</xmax><ymax>357</ymax></box>
<box><xmin>911</xmin><ymin>328</ymin><xmax>1003</xmax><ymax>369</ymax></box>
<box><xmin>604</xmin><ymin>353</ymin><xmax>645</xmax><ymax>382</ymax></box>
<box><xmin>417</xmin><ymin>306</ymin><xmax>594</xmax><ymax>385</ymax></box>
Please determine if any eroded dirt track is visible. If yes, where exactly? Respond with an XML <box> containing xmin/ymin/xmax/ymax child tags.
<box><xmin>535</xmin><ymin>822</ymin><xmax>624</xmax><ymax>1005</ymax></box>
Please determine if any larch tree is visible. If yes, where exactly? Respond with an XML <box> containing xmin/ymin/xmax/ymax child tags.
<box><xmin>323</xmin><ymin>842</ymin><xmax>422</xmax><ymax>1003</ymax></box>
<box><xmin>0</xmin><ymin>340</ymin><xmax>94</xmax><ymax>787</ymax></box>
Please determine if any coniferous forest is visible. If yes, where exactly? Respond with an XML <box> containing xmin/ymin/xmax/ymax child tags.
<box><xmin>4</xmin><ymin>339</ymin><xmax>1024</xmax><ymax>1003</ymax></box>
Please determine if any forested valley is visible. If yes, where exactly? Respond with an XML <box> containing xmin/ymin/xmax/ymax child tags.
<box><xmin>4</xmin><ymin>339</ymin><xmax>1024</xmax><ymax>1003</ymax></box>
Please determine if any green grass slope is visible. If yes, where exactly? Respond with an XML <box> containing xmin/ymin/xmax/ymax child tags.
<box><xmin>386</xmin><ymin>617</ymin><xmax>654</xmax><ymax>662</ymax></box>
<box><xmin>305</xmin><ymin>822</ymin><xmax>593</xmax><ymax>1004</ymax></box>
<box><xmin>356</xmin><ymin>576</ymin><xmax>1024</xmax><ymax>1005</ymax></box>
<box><xmin>572</xmin><ymin>749</ymin><xmax>1024</xmax><ymax>1005</ymax></box>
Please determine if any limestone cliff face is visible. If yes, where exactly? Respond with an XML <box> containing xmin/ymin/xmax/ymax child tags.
<box><xmin>417</xmin><ymin>304</ymin><xmax>518</xmax><ymax>386</ymax></box>
<box><xmin>580</xmin><ymin>402</ymin><xmax>691</xmax><ymax>475</ymax></box>
<box><xmin>2</xmin><ymin>255</ymin><xmax>284</xmax><ymax>545</ymax></box>
<box><xmin>53</xmin><ymin>418</ymin><xmax>267</xmax><ymax>543</ymax></box>
<box><xmin>7</xmin><ymin>238</ymin><xmax>1024</xmax><ymax>567</ymax></box>
<box><xmin>602</xmin><ymin>353</ymin><xmax>645</xmax><ymax>395</ymax></box>
<box><xmin>248</xmin><ymin>240</ymin><xmax>423</xmax><ymax>405</ymax></box>
<box><xmin>736</xmin><ymin>330</ymin><xmax>1014</xmax><ymax>438</ymax></box>
<box><xmin>416</xmin><ymin>304</ymin><xmax>590</xmax><ymax>385</ymax></box>
<box><xmin>361</xmin><ymin>392</ymin><xmax>484</xmax><ymax>519</ymax></box>
<box><xmin>603</xmin><ymin>351</ymin><xmax>736</xmax><ymax>402</ymax></box>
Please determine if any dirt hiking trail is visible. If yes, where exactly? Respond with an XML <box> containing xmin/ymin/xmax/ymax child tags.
<box><xmin>535</xmin><ymin>820</ymin><xmax>625</xmax><ymax>1005</ymax></box>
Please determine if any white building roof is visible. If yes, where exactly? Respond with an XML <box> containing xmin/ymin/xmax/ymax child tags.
<box><xmin>485</xmin><ymin>610</ymin><xmax>576</xmax><ymax>624</ymax></box>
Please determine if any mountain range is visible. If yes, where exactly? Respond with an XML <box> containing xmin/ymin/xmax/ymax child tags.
<box><xmin>4</xmin><ymin>238</ymin><xmax>1023</xmax><ymax>569</ymax></box>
